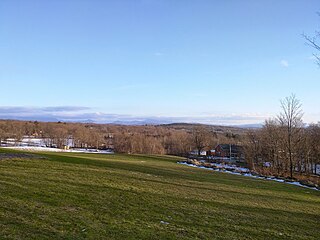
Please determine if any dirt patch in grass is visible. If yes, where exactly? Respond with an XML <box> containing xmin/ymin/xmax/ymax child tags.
<box><xmin>0</xmin><ymin>153</ymin><xmax>47</xmax><ymax>160</ymax></box>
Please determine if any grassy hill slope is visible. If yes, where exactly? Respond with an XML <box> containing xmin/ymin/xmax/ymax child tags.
<box><xmin>0</xmin><ymin>149</ymin><xmax>319</xmax><ymax>239</ymax></box>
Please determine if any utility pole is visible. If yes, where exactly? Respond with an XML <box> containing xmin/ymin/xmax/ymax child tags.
<box><xmin>229</xmin><ymin>143</ymin><xmax>232</xmax><ymax>162</ymax></box>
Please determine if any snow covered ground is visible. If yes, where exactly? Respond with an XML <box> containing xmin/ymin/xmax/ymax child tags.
<box><xmin>201</xmin><ymin>161</ymin><xmax>250</xmax><ymax>173</ymax></box>
<box><xmin>1</xmin><ymin>146</ymin><xmax>114</xmax><ymax>154</ymax></box>
<box><xmin>178</xmin><ymin>161</ymin><xmax>319</xmax><ymax>191</ymax></box>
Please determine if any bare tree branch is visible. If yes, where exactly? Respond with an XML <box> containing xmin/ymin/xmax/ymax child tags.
<box><xmin>303</xmin><ymin>13</ymin><xmax>320</xmax><ymax>66</ymax></box>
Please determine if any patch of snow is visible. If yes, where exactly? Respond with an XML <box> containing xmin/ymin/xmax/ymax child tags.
<box><xmin>285</xmin><ymin>181</ymin><xmax>318</xmax><ymax>190</ymax></box>
<box><xmin>1</xmin><ymin>146</ymin><xmax>114</xmax><ymax>154</ymax></box>
<box><xmin>177</xmin><ymin>161</ymin><xmax>319</xmax><ymax>191</ymax></box>
<box><xmin>2</xmin><ymin>146</ymin><xmax>64</xmax><ymax>152</ymax></box>
<box><xmin>160</xmin><ymin>221</ymin><xmax>169</xmax><ymax>225</ymax></box>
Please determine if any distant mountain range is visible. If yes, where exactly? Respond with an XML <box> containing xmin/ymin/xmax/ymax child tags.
<box><xmin>0</xmin><ymin>115</ymin><xmax>264</xmax><ymax>130</ymax></box>
<box><xmin>232</xmin><ymin>123</ymin><xmax>263</xmax><ymax>129</ymax></box>
<box><xmin>0</xmin><ymin>107</ymin><xmax>264</xmax><ymax>128</ymax></box>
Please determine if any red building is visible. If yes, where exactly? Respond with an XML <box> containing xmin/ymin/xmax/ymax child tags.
<box><xmin>215</xmin><ymin>144</ymin><xmax>244</xmax><ymax>160</ymax></box>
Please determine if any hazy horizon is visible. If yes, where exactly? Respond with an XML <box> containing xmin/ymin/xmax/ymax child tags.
<box><xmin>0</xmin><ymin>106</ymin><xmax>269</xmax><ymax>126</ymax></box>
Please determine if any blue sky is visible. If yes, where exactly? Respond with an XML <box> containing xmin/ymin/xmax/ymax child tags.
<box><xmin>0</xmin><ymin>0</ymin><xmax>319</xmax><ymax>125</ymax></box>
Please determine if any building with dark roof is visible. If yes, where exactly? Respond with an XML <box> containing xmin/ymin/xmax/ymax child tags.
<box><xmin>215</xmin><ymin>144</ymin><xmax>244</xmax><ymax>160</ymax></box>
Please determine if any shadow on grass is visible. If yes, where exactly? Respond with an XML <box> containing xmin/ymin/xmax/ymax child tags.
<box><xmin>2</xmin><ymin>177</ymin><xmax>319</xmax><ymax>240</ymax></box>
<box><xmin>40</xmin><ymin>153</ymin><xmax>320</xmax><ymax>196</ymax></box>
<box><xmin>1</xmin><ymin>149</ymin><xmax>319</xmax><ymax>197</ymax></box>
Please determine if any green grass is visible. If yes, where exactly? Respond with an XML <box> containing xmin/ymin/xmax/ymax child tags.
<box><xmin>0</xmin><ymin>149</ymin><xmax>319</xmax><ymax>239</ymax></box>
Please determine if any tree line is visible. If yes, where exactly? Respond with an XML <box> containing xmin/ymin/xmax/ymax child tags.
<box><xmin>243</xmin><ymin>95</ymin><xmax>320</xmax><ymax>178</ymax></box>
<box><xmin>0</xmin><ymin>120</ymin><xmax>236</xmax><ymax>156</ymax></box>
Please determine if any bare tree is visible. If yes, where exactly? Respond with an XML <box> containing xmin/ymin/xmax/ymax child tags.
<box><xmin>277</xmin><ymin>94</ymin><xmax>304</xmax><ymax>178</ymax></box>
<box><xmin>163</xmin><ymin>131</ymin><xmax>191</xmax><ymax>156</ymax></box>
<box><xmin>243</xmin><ymin>131</ymin><xmax>257</xmax><ymax>171</ymax></box>
<box><xmin>307</xmin><ymin>124</ymin><xmax>320</xmax><ymax>174</ymax></box>
<box><xmin>192</xmin><ymin>126</ymin><xmax>209</xmax><ymax>155</ymax></box>
<box><xmin>0</xmin><ymin>123</ymin><xmax>4</xmax><ymax>146</ymax></box>
<box><xmin>303</xmin><ymin>12</ymin><xmax>320</xmax><ymax>65</ymax></box>
<box><xmin>261</xmin><ymin>119</ymin><xmax>283</xmax><ymax>175</ymax></box>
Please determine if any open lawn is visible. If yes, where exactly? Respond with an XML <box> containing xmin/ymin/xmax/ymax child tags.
<box><xmin>0</xmin><ymin>149</ymin><xmax>319</xmax><ymax>239</ymax></box>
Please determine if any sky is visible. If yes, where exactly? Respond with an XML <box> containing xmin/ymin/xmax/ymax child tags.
<box><xmin>0</xmin><ymin>0</ymin><xmax>319</xmax><ymax>125</ymax></box>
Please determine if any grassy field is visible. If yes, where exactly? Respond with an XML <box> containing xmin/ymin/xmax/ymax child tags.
<box><xmin>0</xmin><ymin>149</ymin><xmax>319</xmax><ymax>239</ymax></box>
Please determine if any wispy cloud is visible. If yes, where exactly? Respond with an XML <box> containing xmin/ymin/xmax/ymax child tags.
<box><xmin>308</xmin><ymin>55</ymin><xmax>317</xmax><ymax>60</ymax></box>
<box><xmin>154</xmin><ymin>52</ymin><xmax>164</xmax><ymax>56</ymax></box>
<box><xmin>0</xmin><ymin>106</ymin><xmax>91</xmax><ymax>120</ymax></box>
<box><xmin>42</xmin><ymin>106</ymin><xmax>91</xmax><ymax>112</ymax></box>
<box><xmin>280</xmin><ymin>59</ymin><xmax>289</xmax><ymax>67</ymax></box>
